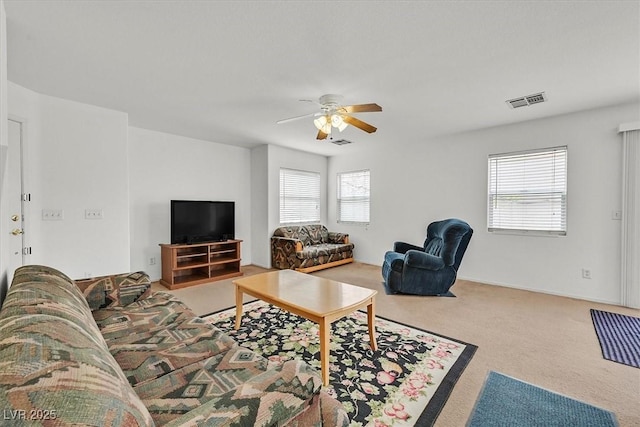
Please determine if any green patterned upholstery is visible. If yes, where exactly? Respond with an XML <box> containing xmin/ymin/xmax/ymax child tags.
<box><xmin>0</xmin><ymin>265</ymin><xmax>348</xmax><ymax>426</ymax></box>
<box><xmin>76</xmin><ymin>271</ymin><xmax>153</xmax><ymax>311</ymax></box>
<box><xmin>271</xmin><ymin>225</ymin><xmax>354</xmax><ymax>271</ymax></box>
<box><xmin>0</xmin><ymin>265</ymin><xmax>154</xmax><ymax>426</ymax></box>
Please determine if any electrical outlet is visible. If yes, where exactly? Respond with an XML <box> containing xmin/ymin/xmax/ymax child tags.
<box><xmin>85</xmin><ymin>209</ymin><xmax>103</xmax><ymax>220</ymax></box>
<box><xmin>612</xmin><ymin>211</ymin><xmax>622</xmax><ymax>220</ymax></box>
<box><xmin>149</xmin><ymin>257</ymin><xmax>156</xmax><ymax>265</ymax></box>
<box><xmin>582</xmin><ymin>268</ymin><xmax>592</xmax><ymax>279</ymax></box>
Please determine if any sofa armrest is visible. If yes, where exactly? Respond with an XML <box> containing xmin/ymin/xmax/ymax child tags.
<box><xmin>404</xmin><ymin>249</ymin><xmax>445</xmax><ymax>271</ymax></box>
<box><xmin>162</xmin><ymin>360</ymin><xmax>324</xmax><ymax>427</ymax></box>
<box><xmin>75</xmin><ymin>271</ymin><xmax>152</xmax><ymax>311</ymax></box>
<box><xmin>394</xmin><ymin>241</ymin><xmax>423</xmax><ymax>254</ymax></box>
<box><xmin>328</xmin><ymin>232</ymin><xmax>350</xmax><ymax>244</ymax></box>
<box><xmin>271</xmin><ymin>236</ymin><xmax>304</xmax><ymax>251</ymax></box>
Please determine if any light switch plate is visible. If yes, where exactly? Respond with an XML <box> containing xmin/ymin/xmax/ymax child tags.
<box><xmin>42</xmin><ymin>209</ymin><xmax>64</xmax><ymax>220</ymax></box>
<box><xmin>85</xmin><ymin>209</ymin><xmax>103</xmax><ymax>219</ymax></box>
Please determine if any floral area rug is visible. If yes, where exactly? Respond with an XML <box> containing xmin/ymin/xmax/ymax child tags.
<box><xmin>203</xmin><ymin>301</ymin><xmax>477</xmax><ymax>427</ymax></box>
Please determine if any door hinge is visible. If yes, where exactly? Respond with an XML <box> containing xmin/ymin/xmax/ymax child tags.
<box><xmin>23</xmin><ymin>247</ymin><xmax>32</xmax><ymax>255</ymax></box>
<box><xmin>21</xmin><ymin>193</ymin><xmax>31</xmax><ymax>202</ymax></box>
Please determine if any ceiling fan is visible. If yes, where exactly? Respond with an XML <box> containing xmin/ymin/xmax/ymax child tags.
<box><xmin>277</xmin><ymin>94</ymin><xmax>382</xmax><ymax>140</ymax></box>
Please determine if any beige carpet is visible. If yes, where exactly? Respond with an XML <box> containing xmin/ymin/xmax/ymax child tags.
<box><xmin>152</xmin><ymin>263</ymin><xmax>640</xmax><ymax>426</ymax></box>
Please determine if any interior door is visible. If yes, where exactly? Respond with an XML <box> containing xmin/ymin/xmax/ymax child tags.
<box><xmin>6</xmin><ymin>119</ymin><xmax>26</xmax><ymax>280</ymax></box>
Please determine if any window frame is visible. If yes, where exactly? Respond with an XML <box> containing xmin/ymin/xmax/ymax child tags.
<box><xmin>337</xmin><ymin>169</ymin><xmax>371</xmax><ymax>226</ymax></box>
<box><xmin>279</xmin><ymin>167</ymin><xmax>321</xmax><ymax>225</ymax></box>
<box><xmin>487</xmin><ymin>146</ymin><xmax>568</xmax><ymax>236</ymax></box>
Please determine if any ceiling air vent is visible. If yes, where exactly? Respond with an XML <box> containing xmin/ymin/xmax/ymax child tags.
<box><xmin>506</xmin><ymin>92</ymin><xmax>547</xmax><ymax>109</ymax></box>
<box><xmin>330</xmin><ymin>139</ymin><xmax>353</xmax><ymax>146</ymax></box>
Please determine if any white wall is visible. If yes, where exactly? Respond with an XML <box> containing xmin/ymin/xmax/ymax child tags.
<box><xmin>5</xmin><ymin>59</ymin><xmax>635</xmax><ymax>306</ymax></box>
<box><xmin>0</xmin><ymin>0</ymin><xmax>8</xmax><ymax>302</ymax></box>
<box><xmin>250</xmin><ymin>145</ymin><xmax>269</xmax><ymax>267</ymax></box>
<box><xmin>329</xmin><ymin>103</ymin><xmax>639</xmax><ymax>305</ymax></box>
<box><xmin>250</xmin><ymin>144</ymin><xmax>328</xmax><ymax>268</ymax></box>
<box><xmin>8</xmin><ymin>82</ymin><xmax>131</xmax><ymax>279</ymax></box>
<box><xmin>128</xmin><ymin>127</ymin><xmax>252</xmax><ymax>280</ymax></box>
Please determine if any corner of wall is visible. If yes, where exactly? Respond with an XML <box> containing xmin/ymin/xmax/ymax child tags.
<box><xmin>0</xmin><ymin>0</ymin><xmax>10</xmax><ymax>303</ymax></box>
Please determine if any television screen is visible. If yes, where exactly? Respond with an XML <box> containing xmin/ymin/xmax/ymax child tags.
<box><xmin>171</xmin><ymin>200</ymin><xmax>235</xmax><ymax>244</ymax></box>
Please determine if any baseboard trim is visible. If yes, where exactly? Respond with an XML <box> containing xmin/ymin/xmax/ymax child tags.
<box><xmin>457</xmin><ymin>275</ymin><xmax>622</xmax><ymax>307</ymax></box>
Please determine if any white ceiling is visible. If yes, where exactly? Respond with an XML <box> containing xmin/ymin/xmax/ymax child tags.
<box><xmin>4</xmin><ymin>1</ymin><xmax>639</xmax><ymax>156</ymax></box>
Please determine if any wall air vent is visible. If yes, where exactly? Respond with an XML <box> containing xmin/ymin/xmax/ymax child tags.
<box><xmin>330</xmin><ymin>139</ymin><xmax>353</xmax><ymax>145</ymax></box>
<box><xmin>506</xmin><ymin>92</ymin><xmax>547</xmax><ymax>109</ymax></box>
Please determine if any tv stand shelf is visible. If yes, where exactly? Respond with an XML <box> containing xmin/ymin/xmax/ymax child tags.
<box><xmin>159</xmin><ymin>240</ymin><xmax>243</xmax><ymax>290</ymax></box>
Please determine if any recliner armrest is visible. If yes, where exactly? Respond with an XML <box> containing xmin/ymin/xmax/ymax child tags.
<box><xmin>394</xmin><ymin>241</ymin><xmax>423</xmax><ymax>254</ymax></box>
<box><xmin>405</xmin><ymin>250</ymin><xmax>445</xmax><ymax>270</ymax></box>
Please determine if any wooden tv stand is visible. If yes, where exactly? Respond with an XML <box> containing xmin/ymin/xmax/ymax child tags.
<box><xmin>159</xmin><ymin>240</ymin><xmax>243</xmax><ymax>290</ymax></box>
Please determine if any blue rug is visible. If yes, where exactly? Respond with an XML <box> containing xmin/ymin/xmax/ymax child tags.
<box><xmin>590</xmin><ymin>309</ymin><xmax>640</xmax><ymax>368</ymax></box>
<box><xmin>466</xmin><ymin>371</ymin><xmax>618</xmax><ymax>427</ymax></box>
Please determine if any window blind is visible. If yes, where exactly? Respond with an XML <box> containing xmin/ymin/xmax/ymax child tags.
<box><xmin>488</xmin><ymin>146</ymin><xmax>567</xmax><ymax>235</ymax></box>
<box><xmin>279</xmin><ymin>168</ymin><xmax>320</xmax><ymax>224</ymax></box>
<box><xmin>337</xmin><ymin>170</ymin><xmax>370</xmax><ymax>224</ymax></box>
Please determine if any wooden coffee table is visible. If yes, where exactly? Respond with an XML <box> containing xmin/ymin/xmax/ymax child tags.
<box><xmin>233</xmin><ymin>269</ymin><xmax>377</xmax><ymax>386</ymax></box>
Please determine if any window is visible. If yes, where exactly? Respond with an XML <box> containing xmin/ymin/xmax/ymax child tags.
<box><xmin>488</xmin><ymin>146</ymin><xmax>567</xmax><ymax>235</ymax></box>
<box><xmin>337</xmin><ymin>170</ymin><xmax>370</xmax><ymax>224</ymax></box>
<box><xmin>279</xmin><ymin>168</ymin><xmax>320</xmax><ymax>224</ymax></box>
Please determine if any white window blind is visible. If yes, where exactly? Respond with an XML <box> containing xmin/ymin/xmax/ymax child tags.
<box><xmin>279</xmin><ymin>168</ymin><xmax>320</xmax><ymax>224</ymax></box>
<box><xmin>337</xmin><ymin>170</ymin><xmax>370</xmax><ymax>224</ymax></box>
<box><xmin>488</xmin><ymin>146</ymin><xmax>567</xmax><ymax>235</ymax></box>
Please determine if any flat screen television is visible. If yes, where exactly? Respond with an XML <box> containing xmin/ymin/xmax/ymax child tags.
<box><xmin>171</xmin><ymin>200</ymin><xmax>235</xmax><ymax>244</ymax></box>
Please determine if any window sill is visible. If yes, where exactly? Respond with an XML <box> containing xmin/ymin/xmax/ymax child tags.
<box><xmin>488</xmin><ymin>229</ymin><xmax>566</xmax><ymax>238</ymax></box>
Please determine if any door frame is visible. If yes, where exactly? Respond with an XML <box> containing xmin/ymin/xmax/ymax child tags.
<box><xmin>7</xmin><ymin>114</ymin><xmax>29</xmax><ymax>269</ymax></box>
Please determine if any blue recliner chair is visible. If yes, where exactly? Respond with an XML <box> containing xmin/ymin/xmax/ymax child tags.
<box><xmin>382</xmin><ymin>219</ymin><xmax>473</xmax><ymax>296</ymax></box>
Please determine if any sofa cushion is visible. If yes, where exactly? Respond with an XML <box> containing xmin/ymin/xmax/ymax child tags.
<box><xmin>133</xmin><ymin>344</ymin><xmax>269</xmax><ymax>425</ymax></box>
<box><xmin>296</xmin><ymin>243</ymin><xmax>354</xmax><ymax>260</ymax></box>
<box><xmin>272</xmin><ymin>225</ymin><xmax>320</xmax><ymax>246</ymax></box>
<box><xmin>141</xmin><ymin>354</ymin><xmax>322</xmax><ymax>427</ymax></box>
<box><xmin>96</xmin><ymin>293</ymin><xmax>237</xmax><ymax>387</ymax></box>
<box><xmin>305</xmin><ymin>224</ymin><xmax>329</xmax><ymax>245</ymax></box>
<box><xmin>75</xmin><ymin>271</ymin><xmax>152</xmax><ymax>311</ymax></box>
<box><xmin>93</xmin><ymin>292</ymin><xmax>196</xmax><ymax>340</ymax></box>
<box><xmin>0</xmin><ymin>265</ymin><xmax>154</xmax><ymax>426</ymax></box>
<box><xmin>272</xmin><ymin>225</ymin><xmax>302</xmax><ymax>239</ymax></box>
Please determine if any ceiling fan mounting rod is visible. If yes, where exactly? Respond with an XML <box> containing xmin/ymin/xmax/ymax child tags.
<box><xmin>319</xmin><ymin>94</ymin><xmax>344</xmax><ymax>110</ymax></box>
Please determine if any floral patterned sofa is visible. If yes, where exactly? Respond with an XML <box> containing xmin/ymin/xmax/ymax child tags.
<box><xmin>0</xmin><ymin>265</ymin><xmax>348</xmax><ymax>426</ymax></box>
<box><xmin>271</xmin><ymin>224</ymin><xmax>354</xmax><ymax>273</ymax></box>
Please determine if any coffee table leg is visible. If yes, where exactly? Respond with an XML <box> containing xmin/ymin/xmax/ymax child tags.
<box><xmin>367</xmin><ymin>298</ymin><xmax>377</xmax><ymax>351</ymax></box>
<box><xmin>234</xmin><ymin>285</ymin><xmax>243</xmax><ymax>330</ymax></box>
<box><xmin>320</xmin><ymin>318</ymin><xmax>330</xmax><ymax>386</ymax></box>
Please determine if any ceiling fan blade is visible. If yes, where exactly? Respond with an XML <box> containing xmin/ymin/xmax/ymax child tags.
<box><xmin>316</xmin><ymin>129</ymin><xmax>329</xmax><ymax>140</ymax></box>
<box><xmin>276</xmin><ymin>112</ymin><xmax>319</xmax><ymax>124</ymax></box>
<box><xmin>342</xmin><ymin>103</ymin><xmax>382</xmax><ymax>113</ymax></box>
<box><xmin>342</xmin><ymin>115</ymin><xmax>377</xmax><ymax>133</ymax></box>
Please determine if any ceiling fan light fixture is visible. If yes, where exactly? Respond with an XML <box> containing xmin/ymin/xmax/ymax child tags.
<box><xmin>313</xmin><ymin>116</ymin><xmax>331</xmax><ymax>130</ymax></box>
<box><xmin>314</xmin><ymin>115</ymin><xmax>333</xmax><ymax>134</ymax></box>
<box><xmin>331</xmin><ymin>114</ymin><xmax>348</xmax><ymax>132</ymax></box>
<box><xmin>278</xmin><ymin>94</ymin><xmax>381</xmax><ymax>139</ymax></box>
<box><xmin>313</xmin><ymin>115</ymin><xmax>327</xmax><ymax>130</ymax></box>
<box><xmin>316</xmin><ymin>116</ymin><xmax>332</xmax><ymax>134</ymax></box>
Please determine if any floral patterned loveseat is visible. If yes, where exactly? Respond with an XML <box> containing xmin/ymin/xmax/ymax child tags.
<box><xmin>272</xmin><ymin>224</ymin><xmax>354</xmax><ymax>273</ymax></box>
<box><xmin>0</xmin><ymin>265</ymin><xmax>348</xmax><ymax>426</ymax></box>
